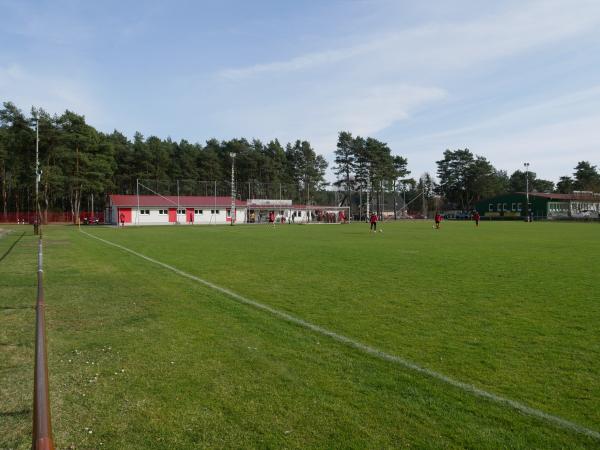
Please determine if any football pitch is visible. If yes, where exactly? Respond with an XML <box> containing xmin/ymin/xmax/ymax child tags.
<box><xmin>1</xmin><ymin>221</ymin><xmax>599</xmax><ymax>449</ymax></box>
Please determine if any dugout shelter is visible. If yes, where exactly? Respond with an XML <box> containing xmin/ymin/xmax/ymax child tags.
<box><xmin>474</xmin><ymin>191</ymin><xmax>600</xmax><ymax>220</ymax></box>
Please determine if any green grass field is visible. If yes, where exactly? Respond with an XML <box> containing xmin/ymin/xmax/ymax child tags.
<box><xmin>1</xmin><ymin>221</ymin><xmax>599</xmax><ymax>449</ymax></box>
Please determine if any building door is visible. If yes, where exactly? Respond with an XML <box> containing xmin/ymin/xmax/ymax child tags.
<box><xmin>118</xmin><ymin>208</ymin><xmax>132</xmax><ymax>223</ymax></box>
<box><xmin>186</xmin><ymin>208</ymin><xmax>194</xmax><ymax>224</ymax></box>
<box><xmin>168</xmin><ymin>208</ymin><xmax>177</xmax><ymax>223</ymax></box>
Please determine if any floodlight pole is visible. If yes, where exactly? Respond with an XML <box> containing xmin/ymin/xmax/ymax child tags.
<box><xmin>403</xmin><ymin>183</ymin><xmax>407</xmax><ymax>217</ymax></box>
<box><xmin>136</xmin><ymin>179</ymin><xmax>140</xmax><ymax>225</ymax></box>
<box><xmin>230</xmin><ymin>153</ymin><xmax>236</xmax><ymax>226</ymax></box>
<box><xmin>33</xmin><ymin>117</ymin><xmax>39</xmax><ymax>234</ymax></box>
<box><xmin>524</xmin><ymin>162</ymin><xmax>530</xmax><ymax>222</ymax></box>
<box><xmin>366</xmin><ymin>177</ymin><xmax>371</xmax><ymax>221</ymax></box>
<box><xmin>306</xmin><ymin>183</ymin><xmax>310</xmax><ymax>223</ymax></box>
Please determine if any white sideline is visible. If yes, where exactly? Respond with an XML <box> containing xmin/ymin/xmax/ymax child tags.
<box><xmin>80</xmin><ymin>229</ymin><xmax>600</xmax><ymax>441</ymax></box>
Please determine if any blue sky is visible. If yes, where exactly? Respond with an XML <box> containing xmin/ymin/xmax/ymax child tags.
<box><xmin>1</xmin><ymin>0</ymin><xmax>600</xmax><ymax>182</ymax></box>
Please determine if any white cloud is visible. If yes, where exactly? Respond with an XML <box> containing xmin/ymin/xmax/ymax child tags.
<box><xmin>216</xmin><ymin>82</ymin><xmax>447</xmax><ymax>177</ymax></box>
<box><xmin>401</xmin><ymin>110</ymin><xmax>600</xmax><ymax>182</ymax></box>
<box><xmin>317</xmin><ymin>84</ymin><xmax>447</xmax><ymax>137</ymax></box>
<box><xmin>398</xmin><ymin>85</ymin><xmax>600</xmax><ymax>147</ymax></box>
<box><xmin>477</xmin><ymin>115</ymin><xmax>600</xmax><ymax>174</ymax></box>
<box><xmin>0</xmin><ymin>63</ymin><xmax>102</xmax><ymax>122</ymax></box>
<box><xmin>219</xmin><ymin>0</ymin><xmax>600</xmax><ymax>80</ymax></box>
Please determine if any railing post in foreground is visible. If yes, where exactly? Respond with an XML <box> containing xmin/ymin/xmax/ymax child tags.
<box><xmin>33</xmin><ymin>237</ymin><xmax>55</xmax><ymax>450</ymax></box>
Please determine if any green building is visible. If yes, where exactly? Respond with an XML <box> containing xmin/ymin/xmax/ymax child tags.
<box><xmin>474</xmin><ymin>192</ymin><xmax>600</xmax><ymax>219</ymax></box>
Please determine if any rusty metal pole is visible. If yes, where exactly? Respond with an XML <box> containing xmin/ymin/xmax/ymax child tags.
<box><xmin>33</xmin><ymin>237</ymin><xmax>55</xmax><ymax>450</ymax></box>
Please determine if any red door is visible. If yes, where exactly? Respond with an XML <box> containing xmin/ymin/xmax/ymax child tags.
<box><xmin>118</xmin><ymin>208</ymin><xmax>132</xmax><ymax>223</ymax></box>
<box><xmin>186</xmin><ymin>208</ymin><xmax>194</xmax><ymax>223</ymax></box>
<box><xmin>168</xmin><ymin>208</ymin><xmax>177</xmax><ymax>223</ymax></box>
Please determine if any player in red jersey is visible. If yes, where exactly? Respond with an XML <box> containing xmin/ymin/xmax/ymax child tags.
<box><xmin>369</xmin><ymin>212</ymin><xmax>378</xmax><ymax>232</ymax></box>
<box><xmin>268</xmin><ymin>211</ymin><xmax>275</xmax><ymax>227</ymax></box>
<box><xmin>434</xmin><ymin>212</ymin><xmax>442</xmax><ymax>229</ymax></box>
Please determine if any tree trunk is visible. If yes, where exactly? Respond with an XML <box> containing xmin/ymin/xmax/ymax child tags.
<box><xmin>1</xmin><ymin>166</ymin><xmax>6</xmax><ymax>220</ymax></box>
<box><xmin>14</xmin><ymin>191</ymin><xmax>19</xmax><ymax>222</ymax></box>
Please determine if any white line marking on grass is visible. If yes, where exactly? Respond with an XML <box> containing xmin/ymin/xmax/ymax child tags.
<box><xmin>80</xmin><ymin>229</ymin><xmax>600</xmax><ymax>441</ymax></box>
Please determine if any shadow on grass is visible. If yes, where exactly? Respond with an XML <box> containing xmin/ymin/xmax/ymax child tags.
<box><xmin>0</xmin><ymin>305</ymin><xmax>34</xmax><ymax>310</ymax></box>
<box><xmin>0</xmin><ymin>231</ymin><xmax>26</xmax><ymax>264</ymax></box>
<box><xmin>0</xmin><ymin>409</ymin><xmax>31</xmax><ymax>418</ymax></box>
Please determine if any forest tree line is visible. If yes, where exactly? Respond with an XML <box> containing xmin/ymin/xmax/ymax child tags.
<box><xmin>2</xmin><ymin>101</ymin><xmax>600</xmax><ymax>221</ymax></box>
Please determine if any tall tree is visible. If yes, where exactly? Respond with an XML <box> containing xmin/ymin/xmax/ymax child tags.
<box><xmin>333</xmin><ymin>131</ymin><xmax>355</xmax><ymax>206</ymax></box>
<box><xmin>0</xmin><ymin>102</ymin><xmax>34</xmax><ymax>216</ymax></box>
<box><xmin>556</xmin><ymin>176</ymin><xmax>574</xmax><ymax>194</ymax></box>
<box><xmin>287</xmin><ymin>140</ymin><xmax>328</xmax><ymax>204</ymax></box>
<box><xmin>573</xmin><ymin>161</ymin><xmax>600</xmax><ymax>191</ymax></box>
<box><xmin>55</xmin><ymin>110</ymin><xmax>115</xmax><ymax>222</ymax></box>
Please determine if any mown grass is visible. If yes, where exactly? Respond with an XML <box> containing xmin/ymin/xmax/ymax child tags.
<box><xmin>1</xmin><ymin>221</ymin><xmax>599</xmax><ymax>449</ymax></box>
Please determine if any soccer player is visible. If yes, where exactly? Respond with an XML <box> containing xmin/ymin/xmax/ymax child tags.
<box><xmin>269</xmin><ymin>211</ymin><xmax>275</xmax><ymax>227</ymax></box>
<box><xmin>473</xmin><ymin>211</ymin><xmax>480</xmax><ymax>227</ymax></box>
<box><xmin>434</xmin><ymin>212</ymin><xmax>442</xmax><ymax>229</ymax></box>
<box><xmin>370</xmin><ymin>212</ymin><xmax>378</xmax><ymax>232</ymax></box>
<box><xmin>120</xmin><ymin>213</ymin><xmax>125</xmax><ymax>228</ymax></box>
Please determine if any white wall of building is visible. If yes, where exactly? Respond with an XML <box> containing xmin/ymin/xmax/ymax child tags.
<box><xmin>110</xmin><ymin>206</ymin><xmax>247</xmax><ymax>225</ymax></box>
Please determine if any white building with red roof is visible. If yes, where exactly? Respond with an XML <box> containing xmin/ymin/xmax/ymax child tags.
<box><xmin>107</xmin><ymin>195</ymin><xmax>247</xmax><ymax>225</ymax></box>
<box><xmin>106</xmin><ymin>195</ymin><xmax>349</xmax><ymax>225</ymax></box>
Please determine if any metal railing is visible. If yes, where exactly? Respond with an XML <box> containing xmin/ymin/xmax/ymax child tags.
<box><xmin>33</xmin><ymin>237</ymin><xmax>55</xmax><ymax>450</ymax></box>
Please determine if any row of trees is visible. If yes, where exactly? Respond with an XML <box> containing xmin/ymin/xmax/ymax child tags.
<box><xmin>333</xmin><ymin>131</ymin><xmax>410</xmax><ymax>216</ymax></box>
<box><xmin>2</xmin><ymin>100</ymin><xmax>599</xmax><ymax>220</ymax></box>
<box><xmin>0</xmin><ymin>102</ymin><xmax>328</xmax><ymax>220</ymax></box>
<box><xmin>435</xmin><ymin>149</ymin><xmax>600</xmax><ymax>211</ymax></box>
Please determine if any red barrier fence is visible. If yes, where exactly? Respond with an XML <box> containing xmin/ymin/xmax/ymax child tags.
<box><xmin>0</xmin><ymin>211</ymin><xmax>104</xmax><ymax>224</ymax></box>
<box><xmin>33</xmin><ymin>237</ymin><xmax>55</xmax><ymax>450</ymax></box>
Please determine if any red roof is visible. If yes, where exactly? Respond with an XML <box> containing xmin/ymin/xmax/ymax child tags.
<box><xmin>109</xmin><ymin>195</ymin><xmax>246</xmax><ymax>207</ymax></box>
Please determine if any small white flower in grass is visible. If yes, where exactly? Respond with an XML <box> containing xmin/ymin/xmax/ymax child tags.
<box><xmin>170</xmin><ymin>361</ymin><xmax>174</xmax><ymax>364</ymax></box>
<box><xmin>121</xmin><ymin>369</ymin><xmax>125</xmax><ymax>372</ymax></box>
<box><xmin>88</xmin><ymin>430</ymin><xmax>93</xmax><ymax>434</ymax></box>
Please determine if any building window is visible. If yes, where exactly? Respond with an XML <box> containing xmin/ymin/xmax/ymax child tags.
<box><xmin>195</xmin><ymin>209</ymin><xmax>203</xmax><ymax>215</ymax></box>
<box><xmin>211</xmin><ymin>210</ymin><xmax>220</xmax><ymax>214</ymax></box>
<box><xmin>178</xmin><ymin>209</ymin><xmax>185</xmax><ymax>215</ymax></box>
<box><xmin>139</xmin><ymin>209</ymin><xmax>150</xmax><ymax>215</ymax></box>
<box><xmin>158</xmin><ymin>209</ymin><xmax>167</xmax><ymax>215</ymax></box>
